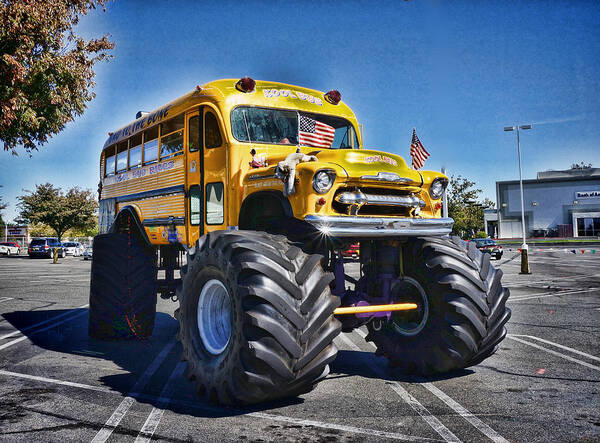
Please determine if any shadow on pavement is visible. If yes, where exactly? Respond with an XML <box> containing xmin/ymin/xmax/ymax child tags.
<box><xmin>1</xmin><ymin>308</ymin><xmax>305</xmax><ymax>419</ymax></box>
<box><xmin>331</xmin><ymin>349</ymin><xmax>475</xmax><ymax>383</ymax></box>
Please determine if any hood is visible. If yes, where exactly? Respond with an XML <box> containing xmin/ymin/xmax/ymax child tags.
<box><xmin>312</xmin><ymin>149</ymin><xmax>423</xmax><ymax>186</ymax></box>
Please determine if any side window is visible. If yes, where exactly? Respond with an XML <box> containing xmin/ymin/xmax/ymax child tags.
<box><xmin>160</xmin><ymin>114</ymin><xmax>184</xmax><ymax>159</ymax></box>
<box><xmin>189</xmin><ymin>185</ymin><xmax>202</xmax><ymax>225</ymax></box>
<box><xmin>206</xmin><ymin>182</ymin><xmax>224</xmax><ymax>225</ymax></box>
<box><xmin>116</xmin><ymin>141</ymin><xmax>128</xmax><ymax>172</ymax></box>
<box><xmin>189</xmin><ymin>115</ymin><xmax>201</xmax><ymax>152</ymax></box>
<box><xmin>105</xmin><ymin>146</ymin><xmax>116</xmax><ymax>176</ymax></box>
<box><xmin>143</xmin><ymin>126</ymin><xmax>159</xmax><ymax>165</ymax></box>
<box><xmin>205</xmin><ymin>112</ymin><xmax>222</xmax><ymax>148</ymax></box>
<box><xmin>129</xmin><ymin>133</ymin><xmax>142</xmax><ymax>168</ymax></box>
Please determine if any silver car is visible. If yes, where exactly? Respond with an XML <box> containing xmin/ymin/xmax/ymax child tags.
<box><xmin>63</xmin><ymin>242</ymin><xmax>84</xmax><ymax>256</ymax></box>
<box><xmin>83</xmin><ymin>246</ymin><xmax>93</xmax><ymax>260</ymax></box>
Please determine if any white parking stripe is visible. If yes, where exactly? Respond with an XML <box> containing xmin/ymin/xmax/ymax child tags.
<box><xmin>353</xmin><ymin>328</ymin><xmax>509</xmax><ymax>443</ymax></box>
<box><xmin>508</xmin><ymin>334</ymin><xmax>600</xmax><ymax>362</ymax></box>
<box><xmin>506</xmin><ymin>335</ymin><xmax>600</xmax><ymax>371</ymax></box>
<box><xmin>419</xmin><ymin>382</ymin><xmax>509</xmax><ymax>443</ymax></box>
<box><xmin>91</xmin><ymin>340</ymin><xmax>176</xmax><ymax>443</ymax></box>
<box><xmin>0</xmin><ymin>369</ymin><xmax>113</xmax><ymax>393</ymax></box>
<box><xmin>248</xmin><ymin>411</ymin><xmax>442</xmax><ymax>441</ymax></box>
<box><xmin>0</xmin><ymin>304</ymin><xmax>89</xmax><ymax>340</ymax></box>
<box><xmin>135</xmin><ymin>362</ymin><xmax>186</xmax><ymax>443</ymax></box>
<box><xmin>503</xmin><ymin>272</ymin><xmax>600</xmax><ymax>287</ymax></box>
<box><xmin>0</xmin><ymin>367</ymin><xmax>442</xmax><ymax>442</ymax></box>
<box><xmin>0</xmin><ymin>310</ymin><xmax>87</xmax><ymax>351</ymax></box>
<box><xmin>336</xmin><ymin>333</ymin><xmax>461</xmax><ymax>443</ymax></box>
<box><xmin>0</xmin><ymin>297</ymin><xmax>13</xmax><ymax>303</ymax></box>
<box><xmin>509</xmin><ymin>287</ymin><xmax>599</xmax><ymax>302</ymax></box>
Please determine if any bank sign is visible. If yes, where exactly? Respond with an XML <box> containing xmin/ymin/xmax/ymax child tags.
<box><xmin>576</xmin><ymin>190</ymin><xmax>600</xmax><ymax>199</ymax></box>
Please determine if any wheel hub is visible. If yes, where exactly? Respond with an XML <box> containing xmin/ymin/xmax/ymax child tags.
<box><xmin>197</xmin><ymin>279</ymin><xmax>232</xmax><ymax>355</ymax></box>
<box><xmin>389</xmin><ymin>277</ymin><xmax>429</xmax><ymax>336</ymax></box>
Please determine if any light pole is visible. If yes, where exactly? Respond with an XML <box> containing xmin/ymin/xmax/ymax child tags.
<box><xmin>504</xmin><ymin>124</ymin><xmax>532</xmax><ymax>274</ymax></box>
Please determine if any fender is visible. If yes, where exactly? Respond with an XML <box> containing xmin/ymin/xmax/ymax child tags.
<box><xmin>239</xmin><ymin>190</ymin><xmax>293</xmax><ymax>229</ymax></box>
<box><xmin>109</xmin><ymin>205</ymin><xmax>152</xmax><ymax>247</ymax></box>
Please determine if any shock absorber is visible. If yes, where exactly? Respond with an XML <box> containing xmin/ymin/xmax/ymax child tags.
<box><xmin>375</xmin><ymin>242</ymin><xmax>399</xmax><ymax>303</ymax></box>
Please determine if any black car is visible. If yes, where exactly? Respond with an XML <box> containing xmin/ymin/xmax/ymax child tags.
<box><xmin>471</xmin><ymin>238</ymin><xmax>503</xmax><ymax>259</ymax></box>
<box><xmin>28</xmin><ymin>237</ymin><xmax>65</xmax><ymax>258</ymax></box>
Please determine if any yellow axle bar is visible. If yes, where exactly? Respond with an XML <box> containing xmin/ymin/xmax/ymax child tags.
<box><xmin>333</xmin><ymin>303</ymin><xmax>418</xmax><ymax>315</ymax></box>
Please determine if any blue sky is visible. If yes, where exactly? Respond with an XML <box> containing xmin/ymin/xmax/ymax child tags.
<box><xmin>1</xmin><ymin>0</ymin><xmax>599</xmax><ymax>221</ymax></box>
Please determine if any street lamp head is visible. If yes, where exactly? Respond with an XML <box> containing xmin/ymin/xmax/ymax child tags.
<box><xmin>504</xmin><ymin>126</ymin><xmax>515</xmax><ymax>132</ymax></box>
<box><xmin>519</xmin><ymin>124</ymin><xmax>532</xmax><ymax>130</ymax></box>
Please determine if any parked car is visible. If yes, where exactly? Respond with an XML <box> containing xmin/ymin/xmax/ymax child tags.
<box><xmin>0</xmin><ymin>241</ymin><xmax>20</xmax><ymax>255</ymax></box>
<box><xmin>341</xmin><ymin>243</ymin><xmax>360</xmax><ymax>258</ymax></box>
<box><xmin>83</xmin><ymin>245</ymin><xmax>93</xmax><ymax>260</ymax></box>
<box><xmin>471</xmin><ymin>238</ymin><xmax>503</xmax><ymax>259</ymax></box>
<box><xmin>28</xmin><ymin>237</ymin><xmax>65</xmax><ymax>258</ymax></box>
<box><xmin>62</xmin><ymin>241</ymin><xmax>84</xmax><ymax>256</ymax></box>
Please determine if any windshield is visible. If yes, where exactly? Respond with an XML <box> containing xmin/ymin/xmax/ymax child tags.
<box><xmin>475</xmin><ymin>239</ymin><xmax>496</xmax><ymax>246</ymax></box>
<box><xmin>63</xmin><ymin>242</ymin><xmax>75</xmax><ymax>247</ymax></box>
<box><xmin>231</xmin><ymin>107</ymin><xmax>359</xmax><ymax>149</ymax></box>
<box><xmin>31</xmin><ymin>239</ymin><xmax>46</xmax><ymax>246</ymax></box>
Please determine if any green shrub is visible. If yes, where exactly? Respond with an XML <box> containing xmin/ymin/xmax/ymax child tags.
<box><xmin>475</xmin><ymin>231</ymin><xmax>488</xmax><ymax>238</ymax></box>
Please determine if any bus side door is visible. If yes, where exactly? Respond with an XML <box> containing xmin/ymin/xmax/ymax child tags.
<box><xmin>202</xmin><ymin>107</ymin><xmax>227</xmax><ymax>232</ymax></box>
<box><xmin>186</xmin><ymin>110</ymin><xmax>202</xmax><ymax>246</ymax></box>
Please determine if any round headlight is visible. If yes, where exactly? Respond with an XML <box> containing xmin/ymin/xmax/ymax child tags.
<box><xmin>313</xmin><ymin>170</ymin><xmax>335</xmax><ymax>194</ymax></box>
<box><xmin>429</xmin><ymin>178</ymin><xmax>448</xmax><ymax>200</ymax></box>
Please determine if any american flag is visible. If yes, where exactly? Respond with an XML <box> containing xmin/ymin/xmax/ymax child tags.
<box><xmin>298</xmin><ymin>114</ymin><xmax>335</xmax><ymax>148</ymax></box>
<box><xmin>410</xmin><ymin>128</ymin><xmax>430</xmax><ymax>169</ymax></box>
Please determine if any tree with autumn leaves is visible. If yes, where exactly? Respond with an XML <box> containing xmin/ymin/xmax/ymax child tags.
<box><xmin>0</xmin><ymin>0</ymin><xmax>114</xmax><ymax>154</ymax></box>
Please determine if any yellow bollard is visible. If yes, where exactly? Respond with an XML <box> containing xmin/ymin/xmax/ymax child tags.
<box><xmin>53</xmin><ymin>248</ymin><xmax>58</xmax><ymax>264</ymax></box>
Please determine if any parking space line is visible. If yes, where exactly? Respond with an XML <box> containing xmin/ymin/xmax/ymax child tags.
<box><xmin>506</xmin><ymin>335</ymin><xmax>600</xmax><ymax>371</ymax></box>
<box><xmin>0</xmin><ymin>310</ymin><xmax>87</xmax><ymax>351</ymax></box>
<box><xmin>418</xmin><ymin>382</ymin><xmax>509</xmax><ymax>443</ymax></box>
<box><xmin>0</xmin><ymin>369</ymin><xmax>113</xmax><ymax>393</ymax></box>
<box><xmin>509</xmin><ymin>287</ymin><xmax>599</xmax><ymax>302</ymax></box>
<box><xmin>0</xmin><ymin>296</ymin><xmax>13</xmax><ymax>303</ymax></box>
<box><xmin>247</xmin><ymin>411</ymin><xmax>443</xmax><ymax>441</ymax></box>
<box><xmin>134</xmin><ymin>361</ymin><xmax>186</xmax><ymax>443</ymax></box>
<box><xmin>502</xmin><ymin>273</ymin><xmax>600</xmax><ymax>287</ymax></box>
<box><xmin>508</xmin><ymin>334</ymin><xmax>600</xmax><ymax>362</ymax></box>
<box><xmin>91</xmin><ymin>340</ymin><xmax>176</xmax><ymax>443</ymax></box>
<box><xmin>336</xmin><ymin>333</ymin><xmax>461</xmax><ymax>443</ymax></box>
<box><xmin>353</xmin><ymin>328</ymin><xmax>509</xmax><ymax>443</ymax></box>
<box><xmin>0</xmin><ymin>367</ymin><xmax>442</xmax><ymax>442</ymax></box>
<box><xmin>0</xmin><ymin>304</ymin><xmax>89</xmax><ymax>340</ymax></box>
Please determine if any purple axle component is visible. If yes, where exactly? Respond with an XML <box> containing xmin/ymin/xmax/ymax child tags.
<box><xmin>332</xmin><ymin>253</ymin><xmax>397</xmax><ymax>320</ymax></box>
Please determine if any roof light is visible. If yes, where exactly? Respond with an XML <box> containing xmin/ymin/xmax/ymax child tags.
<box><xmin>236</xmin><ymin>76</ymin><xmax>255</xmax><ymax>93</ymax></box>
<box><xmin>324</xmin><ymin>90</ymin><xmax>341</xmax><ymax>105</ymax></box>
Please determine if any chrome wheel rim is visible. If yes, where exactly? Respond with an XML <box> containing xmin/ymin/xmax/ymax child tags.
<box><xmin>197</xmin><ymin>279</ymin><xmax>232</xmax><ymax>355</ymax></box>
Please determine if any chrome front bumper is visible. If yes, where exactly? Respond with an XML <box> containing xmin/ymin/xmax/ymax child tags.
<box><xmin>304</xmin><ymin>215</ymin><xmax>454</xmax><ymax>238</ymax></box>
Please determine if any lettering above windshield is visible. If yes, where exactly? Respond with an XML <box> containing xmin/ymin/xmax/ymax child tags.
<box><xmin>263</xmin><ymin>89</ymin><xmax>323</xmax><ymax>106</ymax></box>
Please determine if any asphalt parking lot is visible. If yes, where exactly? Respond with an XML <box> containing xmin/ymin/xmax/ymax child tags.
<box><xmin>0</xmin><ymin>247</ymin><xmax>598</xmax><ymax>442</ymax></box>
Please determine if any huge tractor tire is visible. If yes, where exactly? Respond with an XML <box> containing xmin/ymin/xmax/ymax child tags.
<box><xmin>176</xmin><ymin>230</ymin><xmax>341</xmax><ymax>405</ymax></box>
<box><xmin>89</xmin><ymin>233</ymin><xmax>157</xmax><ymax>340</ymax></box>
<box><xmin>366</xmin><ymin>236</ymin><xmax>511</xmax><ymax>374</ymax></box>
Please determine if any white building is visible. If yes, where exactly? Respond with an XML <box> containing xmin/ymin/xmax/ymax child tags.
<box><xmin>494</xmin><ymin>168</ymin><xmax>600</xmax><ymax>238</ymax></box>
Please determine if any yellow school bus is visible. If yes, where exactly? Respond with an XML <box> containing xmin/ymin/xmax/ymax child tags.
<box><xmin>91</xmin><ymin>77</ymin><xmax>510</xmax><ymax>406</ymax></box>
